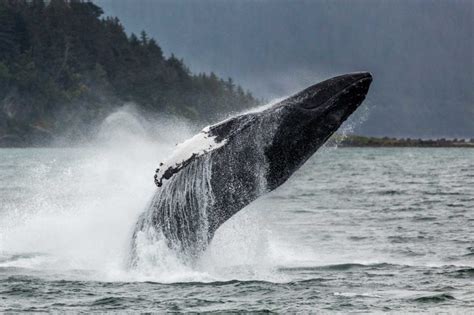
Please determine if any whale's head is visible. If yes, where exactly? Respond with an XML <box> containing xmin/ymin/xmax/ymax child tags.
<box><xmin>264</xmin><ymin>72</ymin><xmax>372</xmax><ymax>189</ymax></box>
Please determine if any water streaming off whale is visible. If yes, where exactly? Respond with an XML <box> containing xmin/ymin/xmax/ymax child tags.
<box><xmin>132</xmin><ymin>156</ymin><xmax>215</xmax><ymax>266</ymax></box>
<box><xmin>130</xmin><ymin>113</ymin><xmax>271</xmax><ymax>267</ymax></box>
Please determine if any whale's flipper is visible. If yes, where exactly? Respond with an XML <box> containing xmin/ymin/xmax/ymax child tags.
<box><xmin>130</xmin><ymin>72</ymin><xmax>373</xmax><ymax>265</ymax></box>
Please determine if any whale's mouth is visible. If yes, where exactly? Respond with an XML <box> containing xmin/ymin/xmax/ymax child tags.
<box><xmin>300</xmin><ymin>72</ymin><xmax>372</xmax><ymax>110</ymax></box>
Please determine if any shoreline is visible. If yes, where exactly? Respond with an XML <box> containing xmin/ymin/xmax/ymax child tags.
<box><xmin>1</xmin><ymin>135</ymin><xmax>474</xmax><ymax>149</ymax></box>
<box><xmin>328</xmin><ymin>135</ymin><xmax>474</xmax><ymax>148</ymax></box>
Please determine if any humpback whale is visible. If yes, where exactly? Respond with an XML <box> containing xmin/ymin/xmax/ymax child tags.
<box><xmin>130</xmin><ymin>72</ymin><xmax>372</xmax><ymax>265</ymax></box>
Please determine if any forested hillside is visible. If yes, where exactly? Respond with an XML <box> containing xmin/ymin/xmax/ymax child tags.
<box><xmin>0</xmin><ymin>0</ymin><xmax>258</xmax><ymax>146</ymax></box>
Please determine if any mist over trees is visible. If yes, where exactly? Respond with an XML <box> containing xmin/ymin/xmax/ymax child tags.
<box><xmin>0</xmin><ymin>0</ymin><xmax>258</xmax><ymax>146</ymax></box>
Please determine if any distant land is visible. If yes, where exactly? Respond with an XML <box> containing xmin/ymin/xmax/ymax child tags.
<box><xmin>329</xmin><ymin>135</ymin><xmax>474</xmax><ymax>148</ymax></box>
<box><xmin>1</xmin><ymin>1</ymin><xmax>472</xmax><ymax>148</ymax></box>
<box><xmin>2</xmin><ymin>132</ymin><xmax>473</xmax><ymax>148</ymax></box>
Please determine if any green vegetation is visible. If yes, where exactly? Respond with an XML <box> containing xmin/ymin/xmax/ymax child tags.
<box><xmin>0</xmin><ymin>0</ymin><xmax>258</xmax><ymax>146</ymax></box>
<box><xmin>329</xmin><ymin>135</ymin><xmax>474</xmax><ymax>148</ymax></box>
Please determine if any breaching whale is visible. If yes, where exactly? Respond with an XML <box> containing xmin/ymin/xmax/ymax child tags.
<box><xmin>130</xmin><ymin>72</ymin><xmax>372</xmax><ymax>265</ymax></box>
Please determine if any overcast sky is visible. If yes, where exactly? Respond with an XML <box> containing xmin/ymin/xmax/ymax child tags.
<box><xmin>96</xmin><ymin>0</ymin><xmax>473</xmax><ymax>138</ymax></box>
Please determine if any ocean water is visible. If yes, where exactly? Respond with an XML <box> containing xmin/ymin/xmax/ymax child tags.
<box><xmin>0</xmin><ymin>120</ymin><xmax>472</xmax><ymax>312</ymax></box>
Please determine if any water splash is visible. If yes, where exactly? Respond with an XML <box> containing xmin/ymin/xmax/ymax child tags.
<box><xmin>131</xmin><ymin>155</ymin><xmax>215</xmax><ymax>267</ymax></box>
<box><xmin>0</xmin><ymin>100</ymin><xmax>369</xmax><ymax>284</ymax></box>
<box><xmin>0</xmin><ymin>107</ymin><xmax>192</xmax><ymax>275</ymax></box>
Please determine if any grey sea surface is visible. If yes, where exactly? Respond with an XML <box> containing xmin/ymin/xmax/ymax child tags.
<box><xmin>0</xmin><ymin>147</ymin><xmax>472</xmax><ymax>312</ymax></box>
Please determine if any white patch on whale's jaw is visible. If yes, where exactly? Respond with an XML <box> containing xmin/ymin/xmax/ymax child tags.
<box><xmin>154</xmin><ymin>127</ymin><xmax>227</xmax><ymax>187</ymax></box>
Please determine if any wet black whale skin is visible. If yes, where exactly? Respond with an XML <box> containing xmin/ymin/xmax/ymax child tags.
<box><xmin>133</xmin><ymin>72</ymin><xmax>373</xmax><ymax>260</ymax></box>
